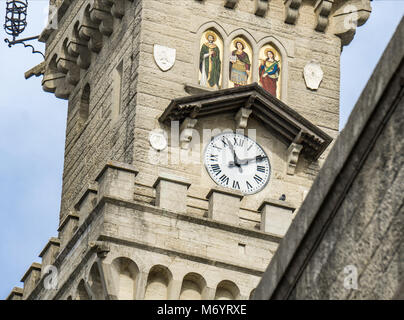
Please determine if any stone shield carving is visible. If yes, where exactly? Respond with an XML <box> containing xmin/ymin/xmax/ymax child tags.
<box><xmin>153</xmin><ymin>44</ymin><xmax>176</xmax><ymax>72</ymax></box>
<box><xmin>304</xmin><ymin>61</ymin><xmax>324</xmax><ymax>90</ymax></box>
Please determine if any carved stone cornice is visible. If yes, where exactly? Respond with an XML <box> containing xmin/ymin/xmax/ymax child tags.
<box><xmin>159</xmin><ymin>83</ymin><xmax>332</xmax><ymax>161</ymax></box>
<box><xmin>40</xmin><ymin>0</ymin><xmax>135</xmax><ymax>100</ymax></box>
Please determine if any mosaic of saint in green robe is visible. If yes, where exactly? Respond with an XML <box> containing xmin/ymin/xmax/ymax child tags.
<box><xmin>199</xmin><ymin>34</ymin><xmax>221</xmax><ymax>88</ymax></box>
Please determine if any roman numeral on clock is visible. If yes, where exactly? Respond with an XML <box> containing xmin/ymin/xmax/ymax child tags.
<box><xmin>254</xmin><ymin>174</ymin><xmax>263</xmax><ymax>183</ymax></box>
<box><xmin>257</xmin><ymin>165</ymin><xmax>266</xmax><ymax>173</ymax></box>
<box><xmin>246</xmin><ymin>181</ymin><xmax>253</xmax><ymax>190</ymax></box>
<box><xmin>211</xmin><ymin>164</ymin><xmax>221</xmax><ymax>175</ymax></box>
<box><xmin>232</xmin><ymin>180</ymin><xmax>240</xmax><ymax>190</ymax></box>
<box><xmin>219</xmin><ymin>174</ymin><xmax>229</xmax><ymax>185</ymax></box>
<box><xmin>209</xmin><ymin>154</ymin><xmax>218</xmax><ymax>161</ymax></box>
<box><xmin>233</xmin><ymin>137</ymin><xmax>244</xmax><ymax>147</ymax></box>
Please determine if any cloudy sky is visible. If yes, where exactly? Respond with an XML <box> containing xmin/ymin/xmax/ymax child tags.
<box><xmin>0</xmin><ymin>1</ymin><xmax>403</xmax><ymax>299</ymax></box>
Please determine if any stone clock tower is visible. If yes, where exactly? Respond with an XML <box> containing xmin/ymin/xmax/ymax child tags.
<box><xmin>7</xmin><ymin>0</ymin><xmax>371</xmax><ymax>300</ymax></box>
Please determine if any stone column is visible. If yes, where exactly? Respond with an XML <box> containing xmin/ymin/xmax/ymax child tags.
<box><xmin>206</xmin><ymin>187</ymin><xmax>244</xmax><ymax>225</ymax></box>
<box><xmin>258</xmin><ymin>199</ymin><xmax>296</xmax><ymax>236</ymax></box>
<box><xmin>135</xmin><ymin>271</ymin><xmax>148</xmax><ymax>300</ymax></box>
<box><xmin>95</xmin><ymin>160</ymin><xmax>138</xmax><ymax>202</ymax></box>
<box><xmin>153</xmin><ymin>173</ymin><xmax>191</xmax><ymax>213</ymax></box>
<box><xmin>167</xmin><ymin>279</ymin><xmax>183</xmax><ymax>300</ymax></box>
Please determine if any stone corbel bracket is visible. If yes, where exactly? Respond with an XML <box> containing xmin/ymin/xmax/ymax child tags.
<box><xmin>89</xmin><ymin>0</ymin><xmax>114</xmax><ymax>36</ymax></box>
<box><xmin>41</xmin><ymin>0</ymin><xmax>135</xmax><ymax>100</ymax></box>
<box><xmin>180</xmin><ymin>117</ymin><xmax>199</xmax><ymax>149</ymax></box>
<box><xmin>89</xmin><ymin>241</ymin><xmax>110</xmax><ymax>259</ymax></box>
<box><xmin>57</xmin><ymin>38</ymin><xmax>81</xmax><ymax>86</ymax></box>
<box><xmin>284</xmin><ymin>0</ymin><xmax>302</xmax><ymax>25</ymax></box>
<box><xmin>235</xmin><ymin>108</ymin><xmax>253</xmax><ymax>129</ymax></box>
<box><xmin>287</xmin><ymin>142</ymin><xmax>303</xmax><ymax>175</ymax></box>
<box><xmin>330</xmin><ymin>0</ymin><xmax>372</xmax><ymax>47</ymax></box>
<box><xmin>255</xmin><ymin>0</ymin><xmax>270</xmax><ymax>17</ymax></box>
<box><xmin>315</xmin><ymin>0</ymin><xmax>334</xmax><ymax>32</ymax></box>
<box><xmin>224</xmin><ymin>0</ymin><xmax>239</xmax><ymax>9</ymax></box>
<box><xmin>42</xmin><ymin>62</ymin><xmax>74</xmax><ymax>100</ymax></box>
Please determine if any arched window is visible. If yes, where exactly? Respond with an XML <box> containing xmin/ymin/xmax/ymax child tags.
<box><xmin>214</xmin><ymin>280</ymin><xmax>240</xmax><ymax>300</ymax></box>
<box><xmin>249</xmin><ymin>288</ymin><xmax>256</xmax><ymax>299</ymax></box>
<box><xmin>79</xmin><ymin>83</ymin><xmax>90</xmax><ymax>124</ymax></box>
<box><xmin>111</xmin><ymin>257</ymin><xmax>139</xmax><ymax>300</ymax></box>
<box><xmin>76</xmin><ymin>279</ymin><xmax>90</xmax><ymax>300</ymax></box>
<box><xmin>144</xmin><ymin>265</ymin><xmax>173</xmax><ymax>300</ymax></box>
<box><xmin>88</xmin><ymin>262</ymin><xmax>104</xmax><ymax>300</ymax></box>
<box><xmin>179</xmin><ymin>273</ymin><xmax>207</xmax><ymax>300</ymax></box>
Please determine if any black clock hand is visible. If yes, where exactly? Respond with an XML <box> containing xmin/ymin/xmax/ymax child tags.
<box><xmin>237</xmin><ymin>155</ymin><xmax>268</xmax><ymax>165</ymax></box>
<box><xmin>225</xmin><ymin>137</ymin><xmax>243</xmax><ymax>173</ymax></box>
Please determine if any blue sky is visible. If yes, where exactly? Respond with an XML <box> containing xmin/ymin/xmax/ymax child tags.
<box><xmin>0</xmin><ymin>1</ymin><xmax>403</xmax><ymax>299</ymax></box>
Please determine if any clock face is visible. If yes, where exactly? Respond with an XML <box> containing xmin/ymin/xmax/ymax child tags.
<box><xmin>204</xmin><ymin>133</ymin><xmax>271</xmax><ymax>195</ymax></box>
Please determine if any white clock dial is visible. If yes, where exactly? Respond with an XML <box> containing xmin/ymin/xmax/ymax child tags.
<box><xmin>204</xmin><ymin>133</ymin><xmax>271</xmax><ymax>195</ymax></box>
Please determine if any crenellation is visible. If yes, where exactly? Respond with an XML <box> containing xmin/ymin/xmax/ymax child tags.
<box><xmin>21</xmin><ymin>263</ymin><xmax>42</xmax><ymax>300</ymax></box>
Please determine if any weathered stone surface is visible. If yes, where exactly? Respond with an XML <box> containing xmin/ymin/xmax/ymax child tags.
<box><xmin>254</xmin><ymin>17</ymin><xmax>404</xmax><ymax>300</ymax></box>
<box><xmin>10</xmin><ymin>0</ymin><xmax>373</xmax><ymax>300</ymax></box>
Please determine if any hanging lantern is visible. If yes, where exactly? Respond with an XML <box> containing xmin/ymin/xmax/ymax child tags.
<box><xmin>4</xmin><ymin>0</ymin><xmax>28</xmax><ymax>41</ymax></box>
<box><xmin>3</xmin><ymin>0</ymin><xmax>44</xmax><ymax>57</ymax></box>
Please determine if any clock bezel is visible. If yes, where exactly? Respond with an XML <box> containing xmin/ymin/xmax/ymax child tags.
<box><xmin>203</xmin><ymin>132</ymin><xmax>271</xmax><ymax>195</ymax></box>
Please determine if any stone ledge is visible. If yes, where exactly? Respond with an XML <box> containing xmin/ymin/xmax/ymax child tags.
<box><xmin>95</xmin><ymin>160</ymin><xmax>139</xmax><ymax>182</ymax></box>
<box><xmin>74</xmin><ymin>184</ymin><xmax>98</xmax><ymax>211</ymax></box>
<box><xmin>39</xmin><ymin>237</ymin><xmax>61</xmax><ymax>258</ymax></box>
<box><xmin>6</xmin><ymin>287</ymin><xmax>23</xmax><ymax>300</ymax></box>
<box><xmin>206</xmin><ymin>186</ymin><xmax>244</xmax><ymax>200</ymax></box>
<box><xmin>152</xmin><ymin>173</ymin><xmax>191</xmax><ymax>189</ymax></box>
<box><xmin>258</xmin><ymin>198</ymin><xmax>296</xmax><ymax>212</ymax></box>
<box><xmin>57</xmin><ymin>212</ymin><xmax>79</xmax><ymax>232</ymax></box>
<box><xmin>99</xmin><ymin>234</ymin><xmax>266</xmax><ymax>277</ymax></box>
<box><xmin>184</xmin><ymin>83</ymin><xmax>215</xmax><ymax>95</ymax></box>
